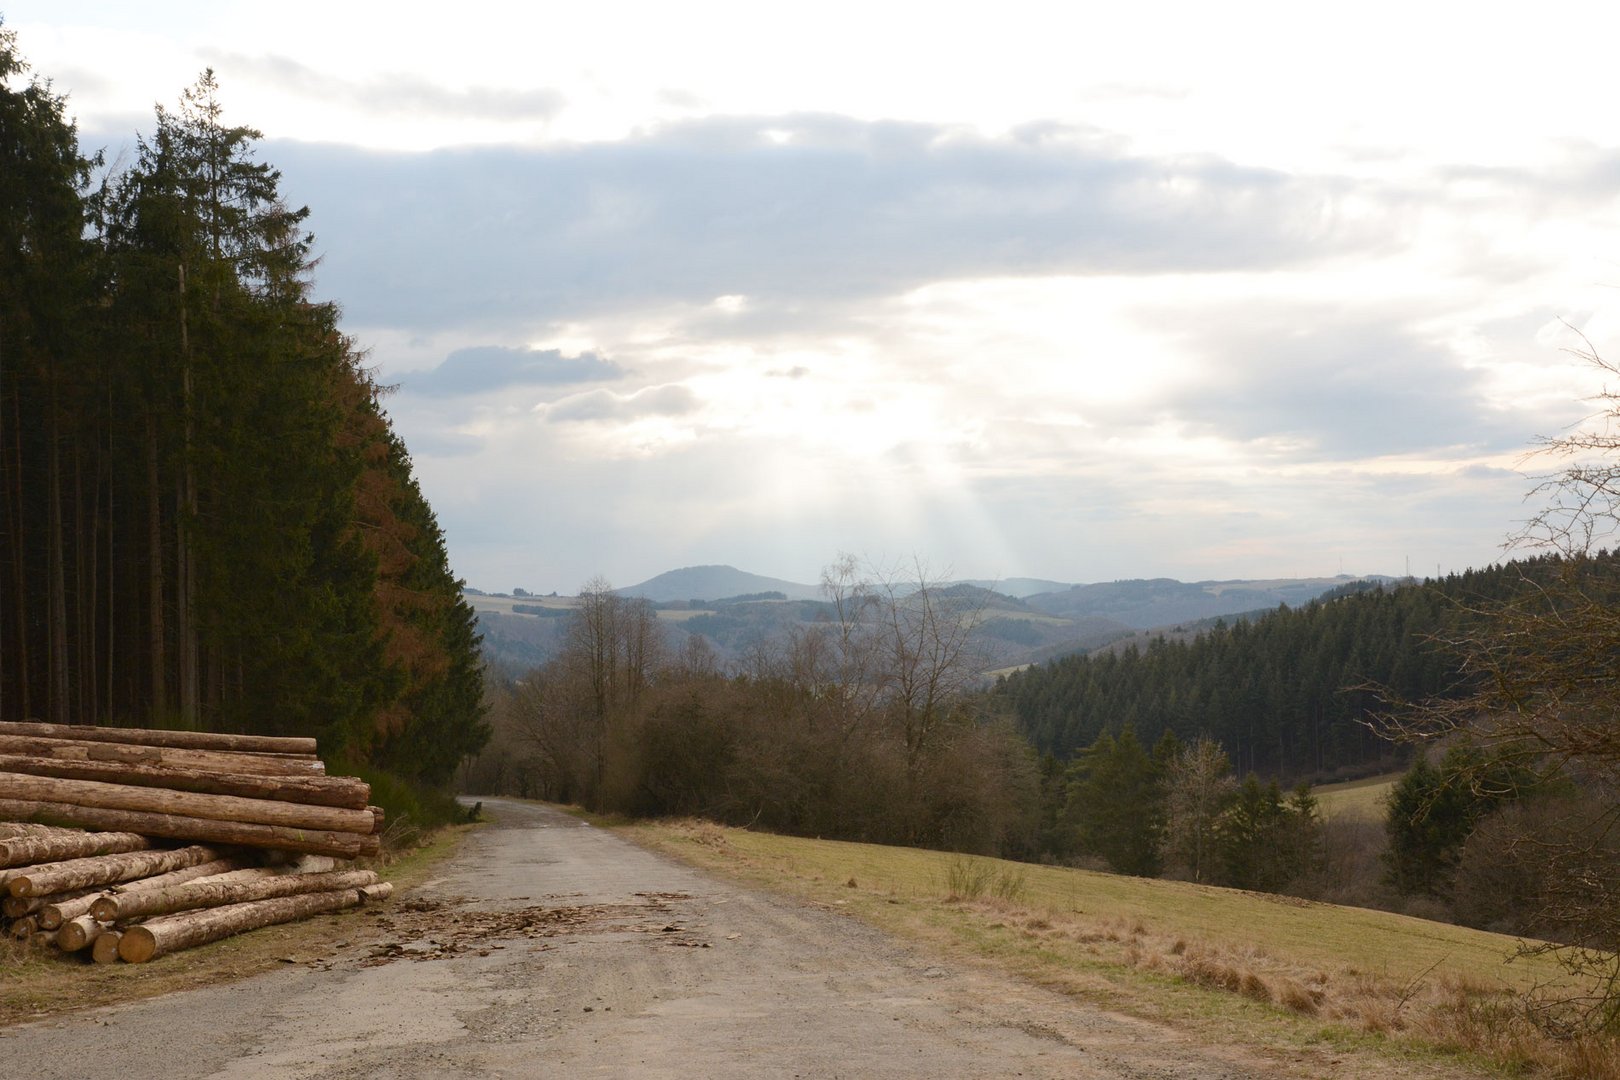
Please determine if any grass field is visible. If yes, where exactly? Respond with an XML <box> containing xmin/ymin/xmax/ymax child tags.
<box><xmin>623</xmin><ymin>818</ymin><xmax>1618</xmax><ymax>1078</ymax></box>
<box><xmin>1316</xmin><ymin>774</ymin><xmax>1400</xmax><ymax>822</ymax></box>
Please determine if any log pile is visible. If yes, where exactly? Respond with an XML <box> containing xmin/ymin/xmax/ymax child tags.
<box><xmin>0</xmin><ymin>721</ymin><xmax>394</xmax><ymax>963</ymax></box>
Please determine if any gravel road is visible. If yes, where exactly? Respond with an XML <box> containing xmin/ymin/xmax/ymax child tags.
<box><xmin>0</xmin><ymin>799</ymin><xmax>1314</xmax><ymax>1078</ymax></box>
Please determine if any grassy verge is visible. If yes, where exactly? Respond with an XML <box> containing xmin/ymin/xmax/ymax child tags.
<box><xmin>620</xmin><ymin>818</ymin><xmax>1618</xmax><ymax>1079</ymax></box>
<box><xmin>0</xmin><ymin>822</ymin><xmax>475</xmax><ymax>1027</ymax></box>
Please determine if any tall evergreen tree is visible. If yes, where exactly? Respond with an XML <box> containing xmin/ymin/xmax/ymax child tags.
<box><xmin>2</xmin><ymin>32</ymin><xmax>486</xmax><ymax>786</ymax></box>
<box><xmin>1065</xmin><ymin>726</ymin><xmax>1164</xmax><ymax>876</ymax></box>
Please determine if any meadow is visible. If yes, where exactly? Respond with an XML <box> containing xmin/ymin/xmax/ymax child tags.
<box><xmin>625</xmin><ymin>817</ymin><xmax>1618</xmax><ymax>1078</ymax></box>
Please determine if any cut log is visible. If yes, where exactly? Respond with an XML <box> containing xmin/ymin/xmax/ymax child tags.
<box><xmin>6</xmin><ymin>845</ymin><xmax>220</xmax><ymax>898</ymax></box>
<box><xmin>118</xmin><ymin>888</ymin><xmax>367</xmax><ymax>963</ymax></box>
<box><xmin>0</xmin><ymin>734</ymin><xmax>326</xmax><ymax>776</ymax></box>
<box><xmin>0</xmin><ymin>755</ymin><xmax>370</xmax><ymax>809</ymax></box>
<box><xmin>0</xmin><ymin>829</ymin><xmax>153</xmax><ymax>870</ymax></box>
<box><xmin>0</xmin><ymin>772</ymin><xmax>377</xmax><ymax>834</ymax></box>
<box><xmin>0</xmin><ymin>720</ymin><xmax>317</xmax><ymax>756</ymax></box>
<box><xmin>357</xmin><ymin>882</ymin><xmax>394</xmax><ymax>903</ymax></box>
<box><xmin>94</xmin><ymin>868</ymin><xmax>378</xmax><ymax>922</ymax></box>
<box><xmin>31</xmin><ymin>887</ymin><xmax>103</xmax><ymax>929</ymax></box>
<box><xmin>91</xmin><ymin>929</ymin><xmax>121</xmax><ymax>963</ymax></box>
<box><xmin>9</xmin><ymin>914</ymin><xmax>37</xmax><ymax>937</ymax></box>
<box><xmin>56</xmin><ymin>913</ymin><xmax>107</xmax><ymax>952</ymax></box>
<box><xmin>39</xmin><ymin>894</ymin><xmax>93</xmax><ymax>930</ymax></box>
<box><xmin>3</xmin><ymin>889</ymin><xmax>93</xmax><ymax>919</ymax></box>
<box><xmin>100</xmin><ymin>856</ymin><xmax>248</xmax><ymax>896</ymax></box>
<box><xmin>0</xmin><ymin>798</ymin><xmax>367</xmax><ymax>859</ymax></box>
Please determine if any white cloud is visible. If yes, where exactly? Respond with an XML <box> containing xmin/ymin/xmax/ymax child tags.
<box><xmin>11</xmin><ymin>1</ymin><xmax>1620</xmax><ymax>591</ymax></box>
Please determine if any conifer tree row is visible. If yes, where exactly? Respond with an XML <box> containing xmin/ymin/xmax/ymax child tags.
<box><xmin>995</xmin><ymin>555</ymin><xmax>1602</xmax><ymax>782</ymax></box>
<box><xmin>0</xmin><ymin>25</ymin><xmax>486</xmax><ymax>784</ymax></box>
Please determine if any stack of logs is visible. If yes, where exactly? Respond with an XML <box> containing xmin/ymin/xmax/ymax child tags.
<box><xmin>0</xmin><ymin>720</ymin><xmax>393</xmax><ymax>963</ymax></box>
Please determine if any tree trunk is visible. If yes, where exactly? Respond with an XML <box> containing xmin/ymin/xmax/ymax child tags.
<box><xmin>0</xmin><ymin>771</ymin><xmax>378</xmax><ymax>834</ymax></box>
<box><xmin>0</xmin><ymin>733</ymin><xmax>326</xmax><ymax>776</ymax></box>
<box><xmin>43</xmin><ymin>857</ymin><xmax>243</xmax><ymax>928</ymax></box>
<box><xmin>118</xmin><ymin>887</ymin><xmax>369</xmax><ymax>963</ymax></box>
<box><xmin>176</xmin><ymin>262</ymin><xmax>199</xmax><ymax>727</ymax></box>
<box><xmin>7</xmin><ymin>385</ymin><xmax>31</xmax><ymax>720</ymax></box>
<box><xmin>4</xmin><ymin>844</ymin><xmax>220</xmax><ymax>898</ymax></box>
<box><xmin>46</xmin><ymin>393</ymin><xmax>69</xmax><ymax>725</ymax></box>
<box><xmin>94</xmin><ymin>867</ymin><xmax>377</xmax><ymax>922</ymax></box>
<box><xmin>0</xmin><ymin>829</ymin><xmax>152</xmax><ymax>871</ymax></box>
<box><xmin>0</xmin><ymin>719</ymin><xmax>317</xmax><ymax>756</ymax></box>
<box><xmin>4</xmin><ymin>887</ymin><xmax>93</xmax><ymax>920</ymax></box>
<box><xmin>146</xmin><ymin>415</ymin><xmax>167</xmax><ymax>716</ymax></box>
<box><xmin>34</xmin><ymin>888</ymin><xmax>102</xmax><ymax>929</ymax></box>
<box><xmin>0</xmin><ymin>754</ymin><xmax>368</xmax><ymax>808</ymax></box>
<box><xmin>0</xmin><ymin>798</ymin><xmax>372</xmax><ymax>859</ymax></box>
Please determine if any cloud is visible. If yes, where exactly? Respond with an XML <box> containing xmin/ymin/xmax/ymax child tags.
<box><xmin>545</xmin><ymin>384</ymin><xmax>700</xmax><ymax>423</ymax></box>
<box><xmin>268</xmin><ymin>114</ymin><xmax>1384</xmax><ymax>337</ymax></box>
<box><xmin>208</xmin><ymin>52</ymin><xmax>566</xmax><ymax>122</ymax></box>
<box><xmin>401</xmin><ymin>346</ymin><xmax>624</xmax><ymax>396</ymax></box>
<box><xmin>1155</xmin><ymin>305</ymin><xmax>1538</xmax><ymax>459</ymax></box>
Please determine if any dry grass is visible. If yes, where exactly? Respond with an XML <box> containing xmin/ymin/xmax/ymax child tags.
<box><xmin>624</xmin><ymin>818</ymin><xmax>1620</xmax><ymax>1079</ymax></box>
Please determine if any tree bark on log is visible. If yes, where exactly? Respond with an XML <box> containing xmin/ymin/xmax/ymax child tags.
<box><xmin>358</xmin><ymin>882</ymin><xmax>394</xmax><ymax>903</ymax></box>
<box><xmin>0</xmin><ymin>754</ymin><xmax>369</xmax><ymax>808</ymax></box>
<box><xmin>0</xmin><ymin>798</ymin><xmax>367</xmax><ymax>859</ymax></box>
<box><xmin>0</xmin><ymin>772</ymin><xmax>378</xmax><ymax>834</ymax></box>
<box><xmin>0</xmin><ymin>720</ymin><xmax>317</xmax><ymax>756</ymax></box>
<box><xmin>0</xmin><ymin>829</ymin><xmax>152</xmax><ymax>870</ymax></box>
<box><xmin>0</xmin><ymin>822</ymin><xmax>79</xmax><ymax>840</ymax></box>
<box><xmin>94</xmin><ymin>868</ymin><xmax>378</xmax><ymax>922</ymax></box>
<box><xmin>118</xmin><ymin>888</ymin><xmax>366</xmax><ymax>963</ymax></box>
<box><xmin>99</xmin><ymin>856</ymin><xmax>248</xmax><ymax>897</ymax></box>
<box><xmin>0</xmin><ymin>734</ymin><xmax>326</xmax><ymax>775</ymax></box>
<box><xmin>34</xmin><ymin>886</ymin><xmax>105</xmax><ymax>929</ymax></box>
<box><xmin>4</xmin><ymin>886</ymin><xmax>94</xmax><ymax>919</ymax></box>
<box><xmin>5</xmin><ymin>844</ymin><xmax>220</xmax><ymax>898</ymax></box>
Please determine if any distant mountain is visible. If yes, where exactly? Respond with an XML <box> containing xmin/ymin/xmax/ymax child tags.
<box><xmin>1023</xmin><ymin>575</ymin><xmax>1389</xmax><ymax>629</ymax></box>
<box><xmin>616</xmin><ymin>565</ymin><xmax>823</xmax><ymax>603</ymax></box>
<box><xmin>959</xmin><ymin>577</ymin><xmax>1073</xmax><ymax>599</ymax></box>
<box><xmin>470</xmin><ymin>568</ymin><xmax>1397</xmax><ymax>675</ymax></box>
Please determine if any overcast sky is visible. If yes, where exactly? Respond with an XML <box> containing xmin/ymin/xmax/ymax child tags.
<box><xmin>10</xmin><ymin>1</ymin><xmax>1620</xmax><ymax>592</ymax></box>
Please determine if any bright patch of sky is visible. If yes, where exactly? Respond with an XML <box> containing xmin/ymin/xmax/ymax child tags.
<box><xmin>9</xmin><ymin>1</ymin><xmax>1620</xmax><ymax>592</ymax></box>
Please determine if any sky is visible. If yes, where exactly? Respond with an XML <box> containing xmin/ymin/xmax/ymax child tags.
<box><xmin>8</xmin><ymin>1</ymin><xmax>1620</xmax><ymax>593</ymax></box>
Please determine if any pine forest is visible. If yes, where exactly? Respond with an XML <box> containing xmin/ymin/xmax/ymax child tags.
<box><xmin>0</xmin><ymin>34</ymin><xmax>488</xmax><ymax>789</ymax></box>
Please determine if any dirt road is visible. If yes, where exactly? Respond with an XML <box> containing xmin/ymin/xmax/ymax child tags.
<box><xmin>1</xmin><ymin>800</ymin><xmax>1307</xmax><ymax>1078</ymax></box>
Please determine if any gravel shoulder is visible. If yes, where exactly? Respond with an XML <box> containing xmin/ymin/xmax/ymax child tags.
<box><xmin>0</xmin><ymin>800</ymin><xmax>1419</xmax><ymax>1078</ymax></box>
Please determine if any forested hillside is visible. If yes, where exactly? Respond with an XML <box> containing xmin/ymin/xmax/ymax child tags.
<box><xmin>996</xmin><ymin>557</ymin><xmax>1603</xmax><ymax>782</ymax></box>
<box><xmin>0</xmin><ymin>29</ymin><xmax>486</xmax><ymax>785</ymax></box>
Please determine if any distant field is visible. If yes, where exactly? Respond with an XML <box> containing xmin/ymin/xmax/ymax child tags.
<box><xmin>1315</xmin><ymin>774</ymin><xmax>1400</xmax><ymax>822</ymax></box>
<box><xmin>624</xmin><ymin>819</ymin><xmax>1612</xmax><ymax>1078</ymax></box>
<box><xmin>463</xmin><ymin>594</ymin><xmax>574</xmax><ymax>616</ymax></box>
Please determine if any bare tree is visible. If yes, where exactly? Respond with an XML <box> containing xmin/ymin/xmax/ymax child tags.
<box><xmin>1161</xmin><ymin>737</ymin><xmax>1238</xmax><ymax>883</ymax></box>
<box><xmin>872</xmin><ymin>558</ymin><xmax>986</xmax><ymax>777</ymax></box>
<box><xmin>1373</xmin><ymin>344</ymin><xmax>1620</xmax><ymax>1031</ymax></box>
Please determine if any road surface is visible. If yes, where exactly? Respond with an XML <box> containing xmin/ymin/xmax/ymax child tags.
<box><xmin>1</xmin><ymin>799</ymin><xmax>1335</xmax><ymax>1078</ymax></box>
